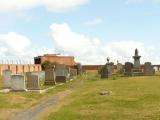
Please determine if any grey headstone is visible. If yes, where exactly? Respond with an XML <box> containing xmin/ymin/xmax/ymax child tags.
<box><xmin>76</xmin><ymin>63</ymin><xmax>82</xmax><ymax>75</ymax></box>
<box><xmin>3</xmin><ymin>70</ymin><xmax>12</xmax><ymax>88</ymax></box>
<box><xmin>11</xmin><ymin>75</ymin><xmax>26</xmax><ymax>91</ymax></box>
<box><xmin>70</xmin><ymin>68</ymin><xmax>77</xmax><ymax>79</ymax></box>
<box><xmin>144</xmin><ymin>62</ymin><xmax>154</xmax><ymax>76</ymax></box>
<box><xmin>26</xmin><ymin>74</ymin><xmax>40</xmax><ymax>90</ymax></box>
<box><xmin>101</xmin><ymin>63</ymin><xmax>112</xmax><ymax>79</ymax></box>
<box><xmin>55</xmin><ymin>64</ymin><xmax>68</xmax><ymax>76</ymax></box>
<box><xmin>32</xmin><ymin>71</ymin><xmax>45</xmax><ymax>81</ymax></box>
<box><xmin>44</xmin><ymin>69</ymin><xmax>56</xmax><ymax>85</ymax></box>
<box><xmin>55</xmin><ymin>64</ymin><xmax>69</xmax><ymax>83</ymax></box>
<box><xmin>124</xmin><ymin>62</ymin><xmax>133</xmax><ymax>76</ymax></box>
<box><xmin>117</xmin><ymin>63</ymin><xmax>123</xmax><ymax>74</ymax></box>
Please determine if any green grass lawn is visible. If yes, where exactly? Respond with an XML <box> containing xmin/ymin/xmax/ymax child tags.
<box><xmin>0</xmin><ymin>76</ymin><xmax>3</xmax><ymax>88</ymax></box>
<box><xmin>45</xmin><ymin>71</ymin><xmax>160</xmax><ymax>120</ymax></box>
<box><xmin>0</xmin><ymin>75</ymin><xmax>82</xmax><ymax>120</ymax></box>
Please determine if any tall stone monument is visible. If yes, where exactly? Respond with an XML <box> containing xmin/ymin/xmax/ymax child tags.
<box><xmin>133</xmin><ymin>48</ymin><xmax>141</xmax><ymax>68</ymax></box>
<box><xmin>132</xmin><ymin>48</ymin><xmax>144</xmax><ymax>76</ymax></box>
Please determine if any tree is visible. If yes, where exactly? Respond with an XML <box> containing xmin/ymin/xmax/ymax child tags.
<box><xmin>41</xmin><ymin>61</ymin><xmax>57</xmax><ymax>70</ymax></box>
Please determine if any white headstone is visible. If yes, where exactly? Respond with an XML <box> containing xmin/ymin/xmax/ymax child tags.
<box><xmin>11</xmin><ymin>75</ymin><xmax>26</xmax><ymax>91</ymax></box>
<box><xmin>3</xmin><ymin>70</ymin><xmax>12</xmax><ymax>88</ymax></box>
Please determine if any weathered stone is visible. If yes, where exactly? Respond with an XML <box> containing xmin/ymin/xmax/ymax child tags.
<box><xmin>124</xmin><ymin>62</ymin><xmax>133</xmax><ymax>76</ymax></box>
<box><xmin>44</xmin><ymin>69</ymin><xmax>56</xmax><ymax>85</ymax></box>
<box><xmin>133</xmin><ymin>48</ymin><xmax>141</xmax><ymax>68</ymax></box>
<box><xmin>26</xmin><ymin>74</ymin><xmax>40</xmax><ymax>90</ymax></box>
<box><xmin>101</xmin><ymin>63</ymin><xmax>112</xmax><ymax>79</ymax></box>
<box><xmin>32</xmin><ymin>71</ymin><xmax>45</xmax><ymax>81</ymax></box>
<box><xmin>76</xmin><ymin>63</ymin><xmax>82</xmax><ymax>75</ymax></box>
<box><xmin>117</xmin><ymin>63</ymin><xmax>123</xmax><ymax>74</ymax></box>
<box><xmin>3</xmin><ymin>70</ymin><xmax>12</xmax><ymax>88</ymax></box>
<box><xmin>70</xmin><ymin>68</ymin><xmax>77</xmax><ymax>79</ymax></box>
<box><xmin>11</xmin><ymin>75</ymin><xmax>26</xmax><ymax>91</ymax></box>
<box><xmin>144</xmin><ymin>62</ymin><xmax>154</xmax><ymax>76</ymax></box>
<box><xmin>55</xmin><ymin>64</ymin><xmax>69</xmax><ymax>83</ymax></box>
<box><xmin>99</xmin><ymin>90</ymin><xmax>112</xmax><ymax>96</ymax></box>
<box><xmin>132</xmin><ymin>49</ymin><xmax>144</xmax><ymax>76</ymax></box>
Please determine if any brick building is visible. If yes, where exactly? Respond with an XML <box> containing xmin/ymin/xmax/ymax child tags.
<box><xmin>34</xmin><ymin>54</ymin><xmax>77</xmax><ymax>67</ymax></box>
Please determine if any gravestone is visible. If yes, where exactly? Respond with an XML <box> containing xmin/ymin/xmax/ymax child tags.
<box><xmin>3</xmin><ymin>70</ymin><xmax>12</xmax><ymax>88</ymax></box>
<box><xmin>70</xmin><ymin>68</ymin><xmax>77</xmax><ymax>79</ymax></box>
<box><xmin>32</xmin><ymin>71</ymin><xmax>45</xmax><ymax>81</ymax></box>
<box><xmin>144</xmin><ymin>62</ymin><xmax>154</xmax><ymax>76</ymax></box>
<box><xmin>44</xmin><ymin>69</ymin><xmax>56</xmax><ymax>85</ymax></box>
<box><xmin>117</xmin><ymin>63</ymin><xmax>123</xmax><ymax>74</ymax></box>
<box><xmin>101</xmin><ymin>63</ymin><xmax>113</xmax><ymax>78</ymax></box>
<box><xmin>76</xmin><ymin>63</ymin><xmax>82</xmax><ymax>75</ymax></box>
<box><xmin>101</xmin><ymin>58</ymin><xmax>113</xmax><ymax>79</ymax></box>
<box><xmin>26</xmin><ymin>74</ymin><xmax>40</xmax><ymax>90</ymax></box>
<box><xmin>55</xmin><ymin>64</ymin><xmax>69</xmax><ymax>83</ymax></box>
<box><xmin>101</xmin><ymin>65</ymin><xmax>109</xmax><ymax>78</ymax></box>
<box><xmin>124</xmin><ymin>62</ymin><xmax>133</xmax><ymax>76</ymax></box>
<box><xmin>11</xmin><ymin>75</ymin><xmax>26</xmax><ymax>91</ymax></box>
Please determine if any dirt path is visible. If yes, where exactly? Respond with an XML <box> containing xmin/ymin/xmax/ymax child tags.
<box><xmin>10</xmin><ymin>79</ymin><xmax>84</xmax><ymax>120</ymax></box>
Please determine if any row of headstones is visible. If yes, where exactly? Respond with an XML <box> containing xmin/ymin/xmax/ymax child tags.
<box><xmin>44</xmin><ymin>64</ymin><xmax>78</xmax><ymax>85</ymax></box>
<box><xmin>124</xmin><ymin>62</ymin><xmax>155</xmax><ymax>76</ymax></box>
<box><xmin>3</xmin><ymin>65</ymin><xmax>78</xmax><ymax>91</ymax></box>
<box><xmin>98</xmin><ymin>61</ymin><xmax>155</xmax><ymax>78</ymax></box>
<box><xmin>3</xmin><ymin>70</ymin><xmax>40</xmax><ymax>91</ymax></box>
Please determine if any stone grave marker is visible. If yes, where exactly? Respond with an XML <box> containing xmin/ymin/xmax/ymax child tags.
<box><xmin>26</xmin><ymin>74</ymin><xmax>40</xmax><ymax>90</ymax></box>
<box><xmin>32</xmin><ymin>71</ymin><xmax>45</xmax><ymax>81</ymax></box>
<box><xmin>3</xmin><ymin>70</ymin><xmax>12</xmax><ymax>88</ymax></box>
<box><xmin>144</xmin><ymin>62</ymin><xmax>154</xmax><ymax>76</ymax></box>
<box><xmin>76</xmin><ymin>63</ymin><xmax>82</xmax><ymax>75</ymax></box>
<box><xmin>44</xmin><ymin>69</ymin><xmax>56</xmax><ymax>85</ymax></box>
<box><xmin>117</xmin><ymin>63</ymin><xmax>123</xmax><ymax>74</ymax></box>
<box><xmin>11</xmin><ymin>75</ymin><xmax>26</xmax><ymax>91</ymax></box>
<box><xmin>55</xmin><ymin>64</ymin><xmax>69</xmax><ymax>83</ymax></box>
<box><xmin>101</xmin><ymin>62</ymin><xmax>113</xmax><ymax>78</ymax></box>
<box><xmin>101</xmin><ymin>65</ymin><xmax>109</xmax><ymax>78</ymax></box>
<box><xmin>124</xmin><ymin>62</ymin><xmax>133</xmax><ymax>76</ymax></box>
<box><xmin>70</xmin><ymin>68</ymin><xmax>77</xmax><ymax>79</ymax></box>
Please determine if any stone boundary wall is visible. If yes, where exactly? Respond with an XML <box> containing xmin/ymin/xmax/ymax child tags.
<box><xmin>0</xmin><ymin>64</ymin><xmax>42</xmax><ymax>75</ymax></box>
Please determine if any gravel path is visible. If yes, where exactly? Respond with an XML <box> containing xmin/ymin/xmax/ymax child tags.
<box><xmin>10</xmin><ymin>79</ymin><xmax>84</xmax><ymax>120</ymax></box>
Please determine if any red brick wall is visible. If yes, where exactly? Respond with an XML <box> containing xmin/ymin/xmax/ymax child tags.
<box><xmin>82</xmin><ymin>65</ymin><xmax>103</xmax><ymax>70</ymax></box>
<box><xmin>0</xmin><ymin>64</ymin><xmax>42</xmax><ymax>75</ymax></box>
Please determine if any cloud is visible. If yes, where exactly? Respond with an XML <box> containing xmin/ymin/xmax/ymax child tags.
<box><xmin>0</xmin><ymin>32</ymin><xmax>31</xmax><ymax>55</ymax></box>
<box><xmin>0</xmin><ymin>0</ymin><xmax>89</xmax><ymax>12</ymax></box>
<box><xmin>85</xmin><ymin>18</ymin><xmax>103</xmax><ymax>26</ymax></box>
<box><xmin>0</xmin><ymin>32</ymin><xmax>55</xmax><ymax>64</ymax></box>
<box><xmin>50</xmin><ymin>23</ymin><xmax>160</xmax><ymax>65</ymax></box>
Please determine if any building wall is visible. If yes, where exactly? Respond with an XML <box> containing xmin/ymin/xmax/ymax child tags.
<box><xmin>35</xmin><ymin>54</ymin><xmax>76</xmax><ymax>67</ymax></box>
<box><xmin>82</xmin><ymin>65</ymin><xmax>119</xmax><ymax>70</ymax></box>
<box><xmin>0</xmin><ymin>64</ymin><xmax>42</xmax><ymax>75</ymax></box>
<box><xmin>82</xmin><ymin>65</ymin><xmax>103</xmax><ymax>70</ymax></box>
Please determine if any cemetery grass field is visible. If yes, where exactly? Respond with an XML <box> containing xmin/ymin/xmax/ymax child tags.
<box><xmin>44</xmin><ymin>71</ymin><xmax>160</xmax><ymax>120</ymax></box>
<box><xmin>0</xmin><ymin>71</ymin><xmax>160</xmax><ymax>120</ymax></box>
<box><xmin>0</xmin><ymin>76</ymin><xmax>82</xmax><ymax>120</ymax></box>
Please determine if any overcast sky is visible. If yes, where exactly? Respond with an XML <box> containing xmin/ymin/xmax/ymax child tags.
<box><xmin>0</xmin><ymin>0</ymin><xmax>160</xmax><ymax>65</ymax></box>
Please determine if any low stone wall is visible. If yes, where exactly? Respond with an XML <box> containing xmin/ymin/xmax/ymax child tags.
<box><xmin>0</xmin><ymin>64</ymin><xmax>42</xmax><ymax>75</ymax></box>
